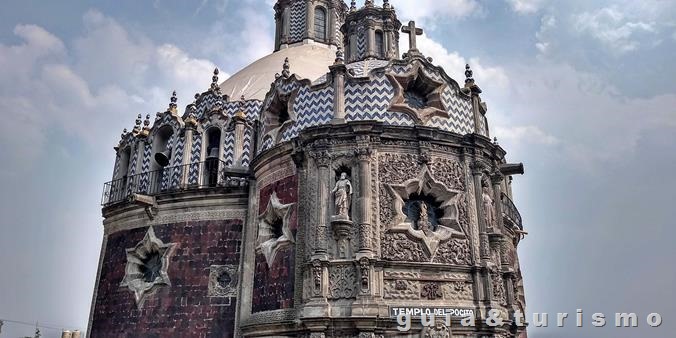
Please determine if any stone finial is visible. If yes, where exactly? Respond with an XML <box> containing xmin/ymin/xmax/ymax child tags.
<box><xmin>282</xmin><ymin>57</ymin><xmax>291</xmax><ymax>78</ymax></box>
<box><xmin>465</xmin><ymin>64</ymin><xmax>474</xmax><ymax>84</ymax></box>
<box><xmin>383</xmin><ymin>0</ymin><xmax>391</xmax><ymax>9</ymax></box>
<box><xmin>155</xmin><ymin>111</ymin><xmax>162</xmax><ymax>121</ymax></box>
<box><xmin>212</xmin><ymin>68</ymin><xmax>219</xmax><ymax>86</ymax></box>
<box><xmin>235</xmin><ymin>95</ymin><xmax>246</xmax><ymax>120</ymax></box>
<box><xmin>168</xmin><ymin>91</ymin><xmax>178</xmax><ymax>113</ymax></box>
<box><xmin>365</xmin><ymin>0</ymin><xmax>374</xmax><ymax>8</ymax></box>
<box><xmin>121</xmin><ymin>128</ymin><xmax>128</xmax><ymax>140</ymax></box>
<box><xmin>133</xmin><ymin>114</ymin><xmax>142</xmax><ymax>134</ymax></box>
<box><xmin>350</xmin><ymin>0</ymin><xmax>357</xmax><ymax>12</ymax></box>
<box><xmin>335</xmin><ymin>46</ymin><xmax>345</xmax><ymax>64</ymax></box>
<box><xmin>143</xmin><ymin>114</ymin><xmax>151</xmax><ymax>132</ymax></box>
<box><xmin>494</xmin><ymin>137</ymin><xmax>499</xmax><ymax>145</ymax></box>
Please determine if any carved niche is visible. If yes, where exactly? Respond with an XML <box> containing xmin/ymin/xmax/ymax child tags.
<box><xmin>422</xmin><ymin>322</ymin><xmax>452</xmax><ymax>338</ymax></box>
<box><xmin>120</xmin><ymin>227</ymin><xmax>176</xmax><ymax>308</ymax></box>
<box><xmin>384</xmin><ymin>165</ymin><xmax>464</xmax><ymax>257</ymax></box>
<box><xmin>256</xmin><ymin>191</ymin><xmax>295</xmax><ymax>267</ymax></box>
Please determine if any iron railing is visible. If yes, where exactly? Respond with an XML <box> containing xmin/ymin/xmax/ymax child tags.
<box><xmin>501</xmin><ymin>192</ymin><xmax>523</xmax><ymax>230</ymax></box>
<box><xmin>102</xmin><ymin>159</ymin><xmax>249</xmax><ymax>206</ymax></box>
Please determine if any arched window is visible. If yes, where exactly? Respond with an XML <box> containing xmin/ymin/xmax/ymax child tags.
<box><xmin>375</xmin><ymin>31</ymin><xmax>385</xmax><ymax>58</ymax></box>
<box><xmin>314</xmin><ymin>7</ymin><xmax>327</xmax><ymax>41</ymax></box>
<box><xmin>205</xmin><ymin>127</ymin><xmax>222</xmax><ymax>187</ymax></box>
<box><xmin>152</xmin><ymin>126</ymin><xmax>174</xmax><ymax>192</ymax></box>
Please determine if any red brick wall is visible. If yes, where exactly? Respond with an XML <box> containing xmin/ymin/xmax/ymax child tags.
<box><xmin>252</xmin><ymin>174</ymin><xmax>298</xmax><ymax>313</ymax></box>
<box><xmin>90</xmin><ymin>219</ymin><xmax>242</xmax><ymax>338</ymax></box>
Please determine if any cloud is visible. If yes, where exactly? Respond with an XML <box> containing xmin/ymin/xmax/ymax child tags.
<box><xmin>573</xmin><ymin>6</ymin><xmax>657</xmax><ymax>55</ymax></box>
<box><xmin>494</xmin><ymin>125</ymin><xmax>559</xmax><ymax>145</ymax></box>
<box><xmin>535</xmin><ymin>15</ymin><xmax>556</xmax><ymax>54</ymax></box>
<box><xmin>390</xmin><ymin>0</ymin><xmax>482</xmax><ymax>24</ymax></box>
<box><xmin>411</xmin><ymin>35</ymin><xmax>510</xmax><ymax>89</ymax></box>
<box><xmin>0</xmin><ymin>10</ymin><xmax>218</xmax><ymax>178</ymax></box>
<box><xmin>506</xmin><ymin>0</ymin><xmax>547</xmax><ymax>14</ymax></box>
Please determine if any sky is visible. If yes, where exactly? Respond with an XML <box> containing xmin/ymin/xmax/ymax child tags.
<box><xmin>0</xmin><ymin>0</ymin><xmax>675</xmax><ymax>337</ymax></box>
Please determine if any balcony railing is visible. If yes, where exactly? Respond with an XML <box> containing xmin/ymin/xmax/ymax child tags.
<box><xmin>501</xmin><ymin>192</ymin><xmax>523</xmax><ymax>230</ymax></box>
<box><xmin>102</xmin><ymin>160</ymin><xmax>249</xmax><ymax>206</ymax></box>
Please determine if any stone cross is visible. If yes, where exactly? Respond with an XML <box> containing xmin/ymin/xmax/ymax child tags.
<box><xmin>402</xmin><ymin>21</ymin><xmax>423</xmax><ymax>52</ymax></box>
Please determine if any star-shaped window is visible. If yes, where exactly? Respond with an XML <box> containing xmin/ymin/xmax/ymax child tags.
<box><xmin>385</xmin><ymin>165</ymin><xmax>465</xmax><ymax>256</ymax></box>
<box><xmin>256</xmin><ymin>192</ymin><xmax>295</xmax><ymax>267</ymax></box>
<box><xmin>120</xmin><ymin>227</ymin><xmax>176</xmax><ymax>308</ymax></box>
<box><xmin>387</xmin><ymin>63</ymin><xmax>448</xmax><ymax>125</ymax></box>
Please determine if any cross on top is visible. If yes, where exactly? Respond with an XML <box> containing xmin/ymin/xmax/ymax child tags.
<box><xmin>402</xmin><ymin>21</ymin><xmax>423</xmax><ymax>52</ymax></box>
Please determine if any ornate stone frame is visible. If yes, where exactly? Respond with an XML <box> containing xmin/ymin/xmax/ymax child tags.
<box><xmin>208</xmin><ymin>265</ymin><xmax>239</xmax><ymax>298</ymax></box>
<box><xmin>385</xmin><ymin>165</ymin><xmax>464</xmax><ymax>256</ymax></box>
<box><xmin>387</xmin><ymin>62</ymin><xmax>448</xmax><ymax>124</ymax></box>
<box><xmin>120</xmin><ymin>227</ymin><xmax>176</xmax><ymax>308</ymax></box>
<box><xmin>256</xmin><ymin>191</ymin><xmax>296</xmax><ymax>267</ymax></box>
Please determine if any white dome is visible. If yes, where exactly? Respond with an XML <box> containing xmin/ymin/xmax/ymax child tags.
<box><xmin>219</xmin><ymin>44</ymin><xmax>336</xmax><ymax>101</ymax></box>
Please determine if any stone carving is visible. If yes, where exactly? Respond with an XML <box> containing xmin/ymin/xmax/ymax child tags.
<box><xmin>482</xmin><ymin>185</ymin><xmax>495</xmax><ymax>228</ymax></box>
<box><xmin>120</xmin><ymin>227</ymin><xmax>176</xmax><ymax>308</ymax></box>
<box><xmin>332</xmin><ymin>172</ymin><xmax>353</xmax><ymax>219</ymax></box>
<box><xmin>208</xmin><ymin>265</ymin><xmax>238</xmax><ymax>297</ymax></box>
<box><xmin>328</xmin><ymin>264</ymin><xmax>357</xmax><ymax>299</ymax></box>
<box><xmin>358</xmin><ymin>333</ymin><xmax>375</xmax><ymax>338</ymax></box>
<box><xmin>382</xmin><ymin>233</ymin><xmax>428</xmax><ymax>262</ymax></box>
<box><xmin>309</xmin><ymin>333</ymin><xmax>325</xmax><ymax>338</ymax></box>
<box><xmin>312</xmin><ymin>260</ymin><xmax>322</xmax><ymax>295</ymax></box>
<box><xmin>384</xmin><ymin>279</ymin><xmax>419</xmax><ymax>300</ymax></box>
<box><xmin>378</xmin><ymin>153</ymin><xmax>420</xmax><ymax>185</ymax></box>
<box><xmin>358</xmin><ymin>222</ymin><xmax>372</xmax><ymax>251</ymax></box>
<box><xmin>431</xmin><ymin>158</ymin><xmax>466</xmax><ymax>191</ymax></box>
<box><xmin>433</xmin><ymin>238</ymin><xmax>472</xmax><ymax>265</ymax></box>
<box><xmin>384</xmin><ymin>165</ymin><xmax>465</xmax><ymax>256</ymax></box>
<box><xmin>422</xmin><ymin>322</ymin><xmax>452</xmax><ymax>338</ymax></box>
<box><xmin>421</xmin><ymin>282</ymin><xmax>443</xmax><ymax>300</ymax></box>
<box><xmin>442</xmin><ymin>281</ymin><xmax>473</xmax><ymax>302</ymax></box>
<box><xmin>491</xmin><ymin>268</ymin><xmax>507</xmax><ymax>305</ymax></box>
<box><xmin>256</xmin><ymin>191</ymin><xmax>295</xmax><ymax>268</ymax></box>
<box><xmin>359</xmin><ymin>258</ymin><xmax>370</xmax><ymax>291</ymax></box>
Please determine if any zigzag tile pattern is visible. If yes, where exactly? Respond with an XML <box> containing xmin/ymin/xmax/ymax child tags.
<box><xmin>188</xmin><ymin>132</ymin><xmax>202</xmax><ymax>185</ymax></box>
<box><xmin>194</xmin><ymin>91</ymin><xmax>226</xmax><ymax>120</ymax></box>
<box><xmin>241</xmin><ymin>126</ymin><xmax>253</xmax><ymax>167</ymax></box>
<box><xmin>125</xmin><ymin>149</ymin><xmax>139</xmax><ymax>195</ymax></box>
<box><xmin>160</xmin><ymin>134</ymin><xmax>175</xmax><ymax>191</ymax></box>
<box><xmin>281</xmin><ymin>85</ymin><xmax>334</xmax><ymax>141</ymax></box>
<box><xmin>261</xmin><ymin>136</ymin><xmax>274</xmax><ymax>153</ymax></box>
<box><xmin>426</xmin><ymin>86</ymin><xmax>475</xmax><ymax>134</ymax></box>
<box><xmin>223</xmin><ymin>131</ymin><xmax>235</xmax><ymax>166</ymax></box>
<box><xmin>169</xmin><ymin>134</ymin><xmax>185</xmax><ymax>188</ymax></box>
<box><xmin>288</xmin><ymin>1</ymin><xmax>306</xmax><ymax>43</ymax></box>
<box><xmin>357</xmin><ymin>26</ymin><xmax>366</xmax><ymax>60</ymax></box>
<box><xmin>347</xmin><ymin>60</ymin><xmax>390</xmax><ymax>78</ymax></box>
<box><xmin>139</xmin><ymin>143</ymin><xmax>153</xmax><ymax>193</ymax></box>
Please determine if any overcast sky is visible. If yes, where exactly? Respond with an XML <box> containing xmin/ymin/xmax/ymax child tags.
<box><xmin>0</xmin><ymin>0</ymin><xmax>675</xmax><ymax>337</ymax></box>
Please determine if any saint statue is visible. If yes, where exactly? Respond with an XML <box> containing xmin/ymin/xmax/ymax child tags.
<box><xmin>331</xmin><ymin>172</ymin><xmax>353</xmax><ymax>219</ymax></box>
<box><xmin>418</xmin><ymin>202</ymin><xmax>435</xmax><ymax>236</ymax></box>
<box><xmin>482</xmin><ymin>185</ymin><xmax>495</xmax><ymax>227</ymax></box>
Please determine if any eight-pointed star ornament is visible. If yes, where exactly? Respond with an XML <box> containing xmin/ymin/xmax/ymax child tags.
<box><xmin>256</xmin><ymin>191</ymin><xmax>295</xmax><ymax>267</ymax></box>
<box><xmin>120</xmin><ymin>226</ymin><xmax>176</xmax><ymax>308</ymax></box>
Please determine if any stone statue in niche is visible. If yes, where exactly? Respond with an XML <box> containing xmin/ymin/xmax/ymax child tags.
<box><xmin>482</xmin><ymin>185</ymin><xmax>495</xmax><ymax>228</ymax></box>
<box><xmin>332</xmin><ymin>172</ymin><xmax>353</xmax><ymax>220</ymax></box>
<box><xmin>418</xmin><ymin>202</ymin><xmax>435</xmax><ymax>237</ymax></box>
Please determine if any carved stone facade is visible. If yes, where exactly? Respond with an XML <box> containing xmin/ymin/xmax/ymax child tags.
<box><xmin>91</xmin><ymin>1</ymin><xmax>528</xmax><ymax>337</ymax></box>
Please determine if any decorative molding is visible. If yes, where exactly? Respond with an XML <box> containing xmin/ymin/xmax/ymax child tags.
<box><xmin>328</xmin><ymin>264</ymin><xmax>357</xmax><ymax>299</ymax></box>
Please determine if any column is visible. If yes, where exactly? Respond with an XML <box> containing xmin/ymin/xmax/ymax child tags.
<box><xmin>356</xmin><ymin>143</ymin><xmax>373</xmax><ymax>256</ymax></box>
<box><xmin>181</xmin><ymin>125</ymin><xmax>195</xmax><ymax>187</ymax></box>
<box><xmin>472</xmin><ymin>162</ymin><xmax>490</xmax><ymax>260</ymax></box>
<box><xmin>331</xmin><ymin>64</ymin><xmax>346</xmax><ymax>123</ymax></box>
<box><xmin>491</xmin><ymin>173</ymin><xmax>504</xmax><ymax>232</ymax></box>
<box><xmin>233</xmin><ymin>115</ymin><xmax>246</xmax><ymax>167</ymax></box>
<box><xmin>305</xmin><ymin>0</ymin><xmax>314</xmax><ymax>41</ymax></box>
<box><xmin>274</xmin><ymin>10</ymin><xmax>282</xmax><ymax>50</ymax></box>
<box><xmin>282</xmin><ymin>6</ymin><xmax>291</xmax><ymax>46</ymax></box>
<box><xmin>314</xmin><ymin>151</ymin><xmax>331</xmax><ymax>256</ymax></box>
<box><xmin>366</xmin><ymin>22</ymin><xmax>375</xmax><ymax>58</ymax></box>
<box><xmin>328</xmin><ymin>5</ymin><xmax>336</xmax><ymax>45</ymax></box>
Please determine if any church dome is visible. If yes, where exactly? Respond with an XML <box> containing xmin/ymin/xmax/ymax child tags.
<box><xmin>219</xmin><ymin>44</ymin><xmax>336</xmax><ymax>100</ymax></box>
